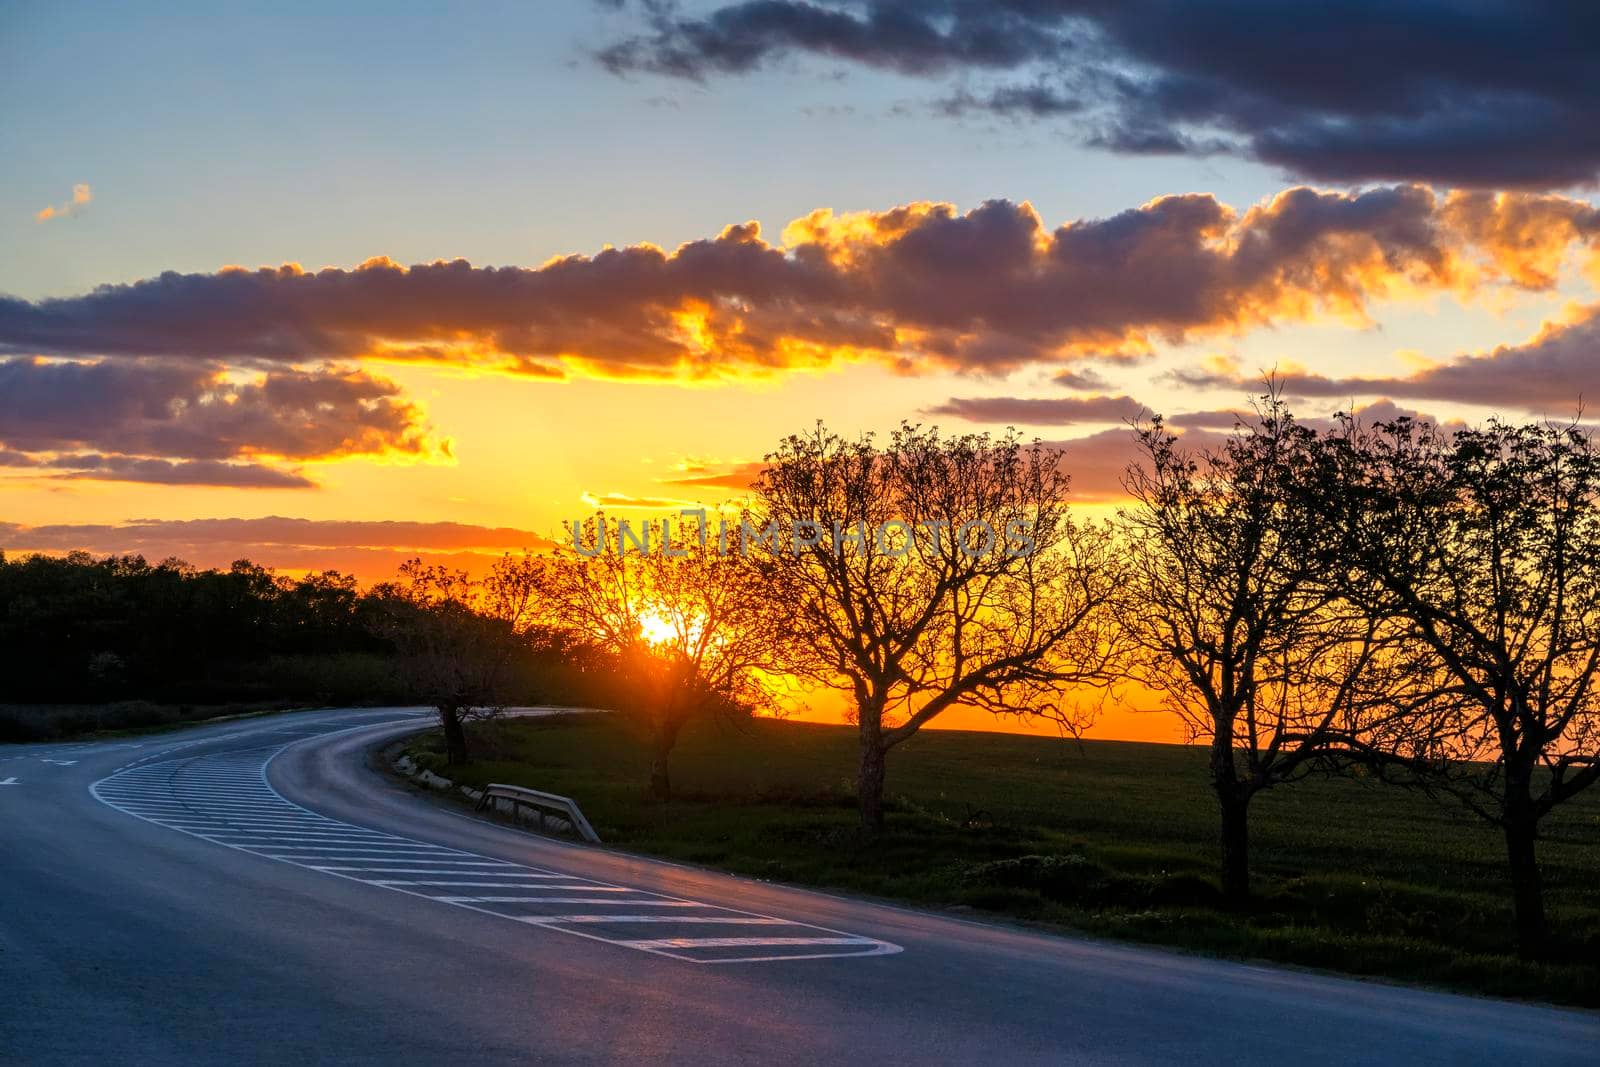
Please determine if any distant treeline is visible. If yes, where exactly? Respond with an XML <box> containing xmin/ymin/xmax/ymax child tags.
<box><xmin>0</xmin><ymin>551</ymin><xmax>615</xmax><ymax>739</ymax></box>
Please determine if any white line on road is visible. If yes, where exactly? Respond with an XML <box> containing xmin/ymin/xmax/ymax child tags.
<box><xmin>258</xmin><ymin>849</ymin><xmax>469</xmax><ymax>858</ymax></box>
<box><xmin>307</xmin><ymin>865</ymin><xmax>528</xmax><ymax>873</ymax></box>
<box><xmin>504</xmin><ymin>899</ymin><xmax>711</xmax><ymax>907</ymax></box>
<box><xmin>619</xmin><ymin>937</ymin><xmax>879</xmax><ymax>949</ymax></box>
<box><xmin>432</xmin><ymin>890</ymin><xmax>641</xmax><ymax>900</ymax></box>
<box><xmin>89</xmin><ymin>731</ymin><xmax>902</xmax><ymax>965</ymax></box>
<box><xmin>530</xmin><ymin>916</ymin><xmax>792</xmax><ymax>925</ymax></box>
<box><xmin>370</xmin><ymin>879</ymin><xmax>581</xmax><ymax>886</ymax></box>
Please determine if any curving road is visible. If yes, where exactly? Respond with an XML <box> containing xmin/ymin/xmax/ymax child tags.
<box><xmin>2</xmin><ymin>708</ymin><xmax>1595</xmax><ymax>1065</ymax></box>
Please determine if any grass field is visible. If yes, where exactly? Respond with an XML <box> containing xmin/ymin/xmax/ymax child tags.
<box><xmin>407</xmin><ymin>712</ymin><xmax>1600</xmax><ymax>1006</ymax></box>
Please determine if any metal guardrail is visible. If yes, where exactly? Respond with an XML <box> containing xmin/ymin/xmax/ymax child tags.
<box><xmin>474</xmin><ymin>783</ymin><xmax>601</xmax><ymax>844</ymax></box>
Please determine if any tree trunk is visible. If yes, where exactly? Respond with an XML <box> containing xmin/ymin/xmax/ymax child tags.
<box><xmin>647</xmin><ymin>715</ymin><xmax>685</xmax><ymax>802</ymax></box>
<box><xmin>440</xmin><ymin>706</ymin><xmax>468</xmax><ymax>765</ymax></box>
<box><xmin>649</xmin><ymin>744</ymin><xmax>672</xmax><ymax>801</ymax></box>
<box><xmin>1503</xmin><ymin>813</ymin><xmax>1547</xmax><ymax>959</ymax></box>
<box><xmin>1218</xmin><ymin>791</ymin><xmax>1251</xmax><ymax>908</ymax></box>
<box><xmin>1210</xmin><ymin>725</ymin><xmax>1251</xmax><ymax>908</ymax></box>
<box><xmin>857</xmin><ymin>740</ymin><xmax>888</xmax><ymax>833</ymax></box>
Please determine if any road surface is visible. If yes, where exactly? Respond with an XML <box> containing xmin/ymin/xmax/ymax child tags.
<box><xmin>2</xmin><ymin>708</ymin><xmax>1595</xmax><ymax>1064</ymax></box>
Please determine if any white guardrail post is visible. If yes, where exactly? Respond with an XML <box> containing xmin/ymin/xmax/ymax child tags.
<box><xmin>474</xmin><ymin>783</ymin><xmax>602</xmax><ymax>844</ymax></box>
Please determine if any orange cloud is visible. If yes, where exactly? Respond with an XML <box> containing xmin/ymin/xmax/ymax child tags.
<box><xmin>0</xmin><ymin>357</ymin><xmax>444</xmax><ymax>489</ymax></box>
<box><xmin>1439</xmin><ymin>190</ymin><xmax>1600</xmax><ymax>290</ymax></box>
<box><xmin>8</xmin><ymin>185</ymin><xmax>1596</xmax><ymax>383</ymax></box>
<box><xmin>34</xmin><ymin>183</ymin><xmax>91</xmax><ymax>223</ymax></box>
<box><xmin>579</xmin><ymin>491</ymin><xmax>701</xmax><ymax>510</ymax></box>
<box><xmin>660</xmin><ymin>460</ymin><xmax>765</xmax><ymax>491</ymax></box>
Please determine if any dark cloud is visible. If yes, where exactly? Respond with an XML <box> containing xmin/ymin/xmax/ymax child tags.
<box><xmin>0</xmin><ymin>357</ymin><xmax>439</xmax><ymax>489</ymax></box>
<box><xmin>4</xmin><ymin>187</ymin><xmax>1589</xmax><ymax>380</ymax></box>
<box><xmin>99</xmin><ymin>459</ymin><xmax>303</xmax><ymax>490</ymax></box>
<box><xmin>926</xmin><ymin>394</ymin><xmax>1143</xmax><ymax>425</ymax></box>
<box><xmin>0</xmin><ymin>517</ymin><xmax>557</xmax><ymax>581</ymax></box>
<box><xmin>1164</xmin><ymin>397</ymin><xmax>1440</xmax><ymax>431</ymax></box>
<box><xmin>659</xmin><ymin>413</ymin><xmax>1215</xmax><ymax>507</ymax></box>
<box><xmin>1041</xmin><ymin>426</ymin><xmax>1148</xmax><ymax>503</ymax></box>
<box><xmin>937</xmin><ymin>81</ymin><xmax>1081</xmax><ymax>119</ymax></box>
<box><xmin>1172</xmin><ymin>306</ymin><xmax>1600</xmax><ymax>414</ymax></box>
<box><xmin>596</xmin><ymin>1</ymin><xmax>1068</xmax><ymax>80</ymax></box>
<box><xmin>597</xmin><ymin>1</ymin><xmax>1600</xmax><ymax>188</ymax></box>
<box><xmin>1052</xmin><ymin>367</ymin><xmax>1115</xmax><ymax>390</ymax></box>
<box><xmin>1042</xmin><ymin>399</ymin><xmax>1442</xmax><ymax>503</ymax></box>
<box><xmin>0</xmin><ymin>452</ymin><xmax>314</xmax><ymax>489</ymax></box>
<box><xmin>0</xmin><ymin>516</ymin><xmax>553</xmax><ymax>553</ymax></box>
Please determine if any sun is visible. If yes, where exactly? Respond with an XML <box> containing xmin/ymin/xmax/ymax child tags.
<box><xmin>637</xmin><ymin>609</ymin><xmax>677</xmax><ymax>646</ymax></box>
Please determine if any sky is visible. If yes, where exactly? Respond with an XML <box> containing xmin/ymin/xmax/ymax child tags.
<box><xmin>5</xmin><ymin>1</ymin><xmax>1600</xmax><ymax>740</ymax></box>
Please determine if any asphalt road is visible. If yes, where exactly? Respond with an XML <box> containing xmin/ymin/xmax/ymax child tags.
<box><xmin>2</xmin><ymin>709</ymin><xmax>1596</xmax><ymax>1065</ymax></box>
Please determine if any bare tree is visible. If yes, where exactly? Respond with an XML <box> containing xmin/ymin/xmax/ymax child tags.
<box><xmin>753</xmin><ymin>422</ymin><xmax>1121</xmax><ymax>831</ymax></box>
<box><xmin>371</xmin><ymin>557</ymin><xmax>535</xmax><ymax>764</ymax></box>
<box><xmin>1120</xmin><ymin>396</ymin><xmax>1408</xmax><ymax>905</ymax></box>
<box><xmin>1321</xmin><ymin>414</ymin><xmax>1600</xmax><ymax>957</ymax></box>
<box><xmin>481</xmin><ymin>549</ymin><xmax>549</xmax><ymax>637</ymax></box>
<box><xmin>545</xmin><ymin>514</ymin><xmax>785</xmax><ymax>799</ymax></box>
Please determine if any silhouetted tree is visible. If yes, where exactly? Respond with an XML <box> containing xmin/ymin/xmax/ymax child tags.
<box><xmin>546</xmin><ymin>514</ymin><xmax>782</xmax><ymax>799</ymax></box>
<box><xmin>370</xmin><ymin>559</ymin><xmax>528</xmax><ymax>764</ymax></box>
<box><xmin>753</xmin><ymin>422</ymin><xmax>1121</xmax><ymax>831</ymax></box>
<box><xmin>1320</xmin><ymin>414</ymin><xmax>1600</xmax><ymax>957</ymax></box>
<box><xmin>1121</xmin><ymin>396</ymin><xmax>1408</xmax><ymax>905</ymax></box>
<box><xmin>0</xmin><ymin>549</ymin><xmax>608</xmax><ymax>740</ymax></box>
<box><xmin>0</xmin><ymin>552</ymin><xmax>390</xmax><ymax>708</ymax></box>
<box><xmin>281</xmin><ymin>570</ymin><xmax>363</xmax><ymax>650</ymax></box>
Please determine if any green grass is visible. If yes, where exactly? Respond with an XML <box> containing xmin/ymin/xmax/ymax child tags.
<box><xmin>407</xmin><ymin>713</ymin><xmax>1600</xmax><ymax>1006</ymax></box>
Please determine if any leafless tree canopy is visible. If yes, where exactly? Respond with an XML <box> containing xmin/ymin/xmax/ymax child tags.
<box><xmin>1120</xmin><ymin>395</ymin><xmax>1416</xmax><ymax>903</ymax></box>
<box><xmin>543</xmin><ymin>514</ymin><xmax>791</xmax><ymax>798</ymax></box>
<box><xmin>1318</xmin><ymin>414</ymin><xmax>1600</xmax><ymax>955</ymax></box>
<box><xmin>357</xmin><ymin>403</ymin><xmax>1600</xmax><ymax>960</ymax></box>
<box><xmin>371</xmin><ymin>557</ymin><xmax>536</xmax><ymax>763</ymax></box>
<box><xmin>754</xmin><ymin>422</ymin><xmax>1122</xmax><ymax>830</ymax></box>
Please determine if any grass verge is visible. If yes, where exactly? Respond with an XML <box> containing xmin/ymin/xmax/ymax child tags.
<box><xmin>405</xmin><ymin>712</ymin><xmax>1600</xmax><ymax>1007</ymax></box>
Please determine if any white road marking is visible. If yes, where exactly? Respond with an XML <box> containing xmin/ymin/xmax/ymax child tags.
<box><xmin>302</xmin><ymin>857</ymin><xmax>515</xmax><ymax>866</ymax></box>
<box><xmin>199</xmin><ymin>831</ymin><xmax>414</xmax><ymax>840</ymax></box>
<box><xmin>530</xmin><ymin>915</ymin><xmax>792</xmax><ymax>925</ymax></box>
<box><xmin>258</xmin><ymin>847</ymin><xmax>459</xmax><ymax>854</ymax></box>
<box><xmin>90</xmin><ymin>727</ymin><xmax>902</xmax><ymax>965</ymax></box>
<box><xmin>506</xmin><ymin>899</ymin><xmax>709</xmax><ymax>907</ymax></box>
<box><xmin>433</xmin><ymin>890</ymin><xmax>639</xmax><ymax>900</ymax></box>
<box><xmin>620</xmin><ymin>937</ymin><xmax>879</xmax><ymax>949</ymax></box>
<box><xmin>307</xmin><ymin>865</ymin><xmax>528</xmax><ymax>873</ymax></box>
<box><xmin>371</xmin><ymin>879</ymin><xmax>576</xmax><ymax>886</ymax></box>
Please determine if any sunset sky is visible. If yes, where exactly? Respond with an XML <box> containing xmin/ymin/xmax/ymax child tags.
<box><xmin>5</xmin><ymin>2</ymin><xmax>1599</xmax><ymax>739</ymax></box>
